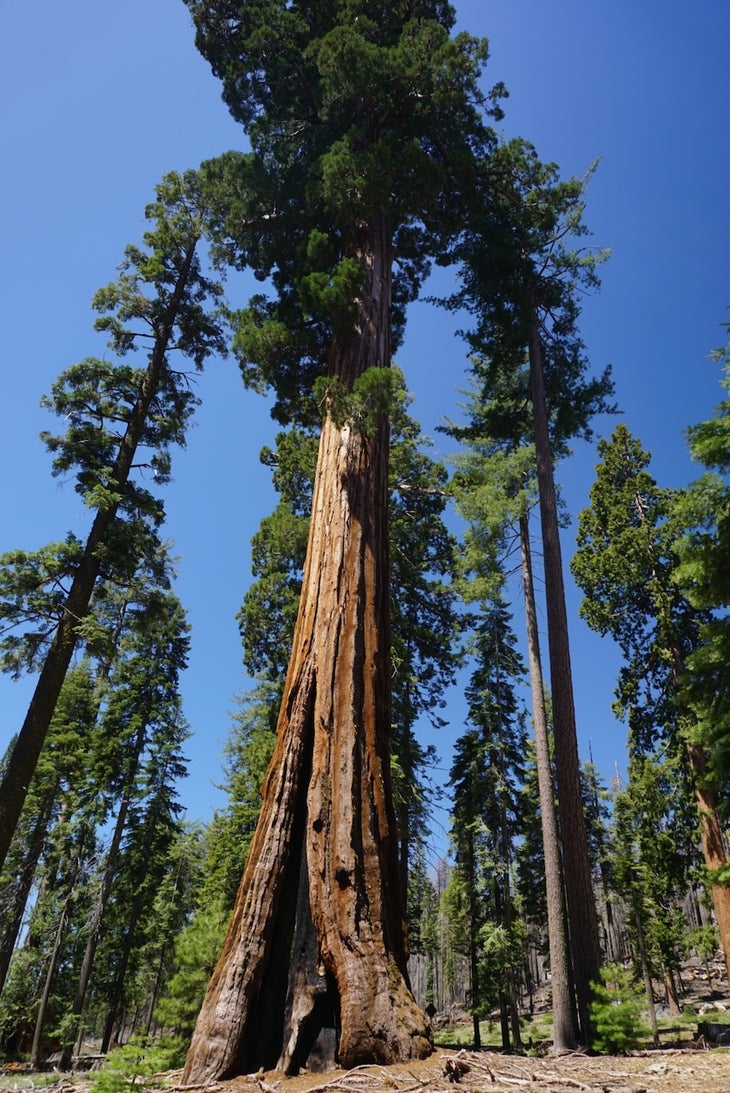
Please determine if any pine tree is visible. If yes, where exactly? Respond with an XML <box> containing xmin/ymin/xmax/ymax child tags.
<box><xmin>198</xmin><ymin>682</ymin><xmax>281</xmax><ymax>913</ymax></box>
<box><xmin>611</xmin><ymin>753</ymin><xmax>699</xmax><ymax>1027</ymax></box>
<box><xmin>0</xmin><ymin>666</ymin><xmax>102</xmax><ymax>1061</ymax></box>
<box><xmin>444</xmin><ymin>362</ymin><xmax>606</xmax><ymax>1050</ymax></box>
<box><xmin>448</xmin><ymin>140</ymin><xmax>613</xmax><ymax>1042</ymax></box>
<box><xmin>0</xmin><ymin>664</ymin><xmax>97</xmax><ymax>996</ymax></box>
<box><xmin>0</xmin><ymin>171</ymin><xmax>227</xmax><ymax>871</ymax></box>
<box><xmin>673</xmin><ymin>338</ymin><xmax>730</xmax><ymax>798</ymax></box>
<box><xmin>59</xmin><ymin>587</ymin><xmax>191</xmax><ymax>1064</ymax></box>
<box><xmin>448</xmin><ymin>598</ymin><xmax>527</xmax><ymax>1050</ymax></box>
<box><xmin>572</xmin><ymin>423</ymin><xmax>730</xmax><ymax>988</ymax></box>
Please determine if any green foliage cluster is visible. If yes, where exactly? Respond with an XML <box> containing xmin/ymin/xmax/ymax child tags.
<box><xmin>0</xmin><ymin>324</ymin><xmax>202</xmax><ymax>1060</ymax></box>
<box><xmin>90</xmin><ymin>1035</ymin><xmax>171</xmax><ymax>1093</ymax></box>
<box><xmin>589</xmin><ymin>965</ymin><xmax>650</xmax><ymax>1055</ymax></box>
<box><xmin>184</xmin><ymin>0</ymin><xmax>500</xmax><ymax>424</ymax></box>
<box><xmin>673</xmin><ymin>343</ymin><xmax>730</xmax><ymax>798</ymax></box>
<box><xmin>313</xmin><ymin>367</ymin><xmax>401</xmax><ymax>435</ymax></box>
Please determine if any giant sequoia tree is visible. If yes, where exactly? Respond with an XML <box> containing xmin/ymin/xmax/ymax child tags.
<box><xmin>239</xmin><ymin>374</ymin><xmax>460</xmax><ymax>909</ymax></box>
<box><xmin>181</xmin><ymin>1</ymin><xmax>496</xmax><ymax>1082</ymax></box>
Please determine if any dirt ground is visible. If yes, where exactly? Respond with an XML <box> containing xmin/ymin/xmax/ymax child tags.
<box><xmin>168</xmin><ymin>1047</ymin><xmax>730</xmax><ymax>1093</ymax></box>
<box><xmin>3</xmin><ymin>1046</ymin><xmax>730</xmax><ymax>1093</ymax></box>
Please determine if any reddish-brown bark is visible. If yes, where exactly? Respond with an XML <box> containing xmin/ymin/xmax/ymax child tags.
<box><xmin>182</xmin><ymin>223</ymin><xmax>430</xmax><ymax>1085</ymax></box>
<box><xmin>686</xmin><ymin>742</ymin><xmax>730</xmax><ymax>991</ymax></box>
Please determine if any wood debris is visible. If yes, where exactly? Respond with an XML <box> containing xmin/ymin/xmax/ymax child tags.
<box><xmin>443</xmin><ymin>1057</ymin><xmax>471</xmax><ymax>1083</ymax></box>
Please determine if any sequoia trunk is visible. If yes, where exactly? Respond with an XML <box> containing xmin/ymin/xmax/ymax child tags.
<box><xmin>686</xmin><ymin>741</ymin><xmax>730</xmax><ymax>991</ymax></box>
<box><xmin>182</xmin><ymin>222</ymin><xmax>430</xmax><ymax>1085</ymax></box>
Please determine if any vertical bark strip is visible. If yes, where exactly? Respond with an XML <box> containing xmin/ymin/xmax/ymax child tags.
<box><xmin>182</xmin><ymin>224</ymin><xmax>430</xmax><ymax>1085</ymax></box>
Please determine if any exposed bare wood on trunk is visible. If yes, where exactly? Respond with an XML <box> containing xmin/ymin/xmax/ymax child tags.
<box><xmin>182</xmin><ymin>222</ymin><xmax>430</xmax><ymax>1085</ymax></box>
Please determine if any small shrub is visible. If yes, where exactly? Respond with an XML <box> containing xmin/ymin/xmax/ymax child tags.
<box><xmin>589</xmin><ymin>964</ymin><xmax>650</xmax><ymax>1054</ymax></box>
<box><xmin>90</xmin><ymin>1036</ymin><xmax>170</xmax><ymax>1093</ymax></box>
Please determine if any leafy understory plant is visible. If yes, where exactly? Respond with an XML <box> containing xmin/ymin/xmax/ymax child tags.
<box><xmin>589</xmin><ymin>964</ymin><xmax>651</xmax><ymax>1054</ymax></box>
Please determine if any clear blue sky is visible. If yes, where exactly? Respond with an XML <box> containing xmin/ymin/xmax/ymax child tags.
<box><xmin>1</xmin><ymin>2</ymin><xmax>728</xmax><ymax>862</ymax></box>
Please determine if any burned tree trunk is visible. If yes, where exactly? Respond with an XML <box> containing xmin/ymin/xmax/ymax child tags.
<box><xmin>182</xmin><ymin>224</ymin><xmax>431</xmax><ymax>1085</ymax></box>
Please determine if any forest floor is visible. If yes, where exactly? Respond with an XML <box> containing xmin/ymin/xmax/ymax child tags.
<box><xmin>3</xmin><ymin>961</ymin><xmax>730</xmax><ymax>1093</ymax></box>
<box><xmin>190</xmin><ymin>1046</ymin><xmax>730</xmax><ymax>1093</ymax></box>
<box><xmin>165</xmin><ymin>957</ymin><xmax>730</xmax><ymax>1093</ymax></box>
<box><xmin>4</xmin><ymin>1048</ymin><xmax>730</xmax><ymax>1093</ymax></box>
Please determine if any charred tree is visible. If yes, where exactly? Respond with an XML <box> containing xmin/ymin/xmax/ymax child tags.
<box><xmin>183</xmin><ymin>226</ymin><xmax>430</xmax><ymax>1082</ymax></box>
<box><xmin>180</xmin><ymin>0</ymin><xmax>496</xmax><ymax>1080</ymax></box>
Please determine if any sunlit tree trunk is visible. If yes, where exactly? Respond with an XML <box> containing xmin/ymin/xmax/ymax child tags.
<box><xmin>527</xmin><ymin>314</ymin><xmax>602</xmax><ymax>1042</ymax></box>
<box><xmin>182</xmin><ymin>222</ymin><xmax>430</xmax><ymax>1085</ymax></box>
<box><xmin>519</xmin><ymin>513</ymin><xmax>578</xmax><ymax>1051</ymax></box>
<box><xmin>61</xmin><ymin>720</ymin><xmax>146</xmax><ymax>1069</ymax></box>
<box><xmin>30</xmin><ymin>890</ymin><xmax>72</xmax><ymax>1068</ymax></box>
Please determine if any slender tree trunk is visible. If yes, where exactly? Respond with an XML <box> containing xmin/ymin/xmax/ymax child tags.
<box><xmin>498</xmin><ymin>789</ymin><xmax>521</xmax><ymax>1050</ymax></box>
<box><xmin>0</xmin><ymin>787</ymin><xmax>57</xmax><ymax>994</ymax></box>
<box><xmin>519</xmin><ymin>513</ymin><xmax>578</xmax><ymax>1051</ymax></box>
<box><xmin>467</xmin><ymin>833</ymin><xmax>481</xmax><ymax>1052</ymax></box>
<box><xmin>634</xmin><ymin>906</ymin><xmax>659</xmax><ymax>1045</ymax></box>
<box><xmin>663</xmin><ymin>968</ymin><xmax>681</xmax><ymax>1017</ymax></box>
<box><xmin>0</xmin><ymin>241</ymin><xmax>199</xmax><ymax>873</ymax></box>
<box><xmin>527</xmin><ymin>316</ymin><xmax>601</xmax><ymax>1042</ymax></box>
<box><xmin>30</xmin><ymin>891</ymin><xmax>72</xmax><ymax>1069</ymax></box>
<box><xmin>471</xmin><ymin>1003</ymin><xmax>481</xmax><ymax>1052</ymax></box>
<box><xmin>61</xmin><ymin>722</ymin><xmax>146</xmax><ymax>1069</ymax></box>
<box><xmin>100</xmin><ymin>902</ymin><xmax>143</xmax><ymax>1055</ymax></box>
<box><xmin>490</xmin><ymin>872</ymin><xmax>509</xmax><ymax>1053</ymax></box>
<box><xmin>182</xmin><ymin>222</ymin><xmax>430</xmax><ymax>1085</ymax></box>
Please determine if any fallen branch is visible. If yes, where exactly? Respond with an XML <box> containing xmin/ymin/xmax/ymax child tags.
<box><xmin>441</xmin><ymin>1052</ymin><xmax>595</xmax><ymax>1090</ymax></box>
<box><xmin>304</xmin><ymin>1065</ymin><xmax>425</xmax><ymax>1093</ymax></box>
<box><xmin>531</xmin><ymin>1073</ymin><xmax>591</xmax><ymax>1091</ymax></box>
